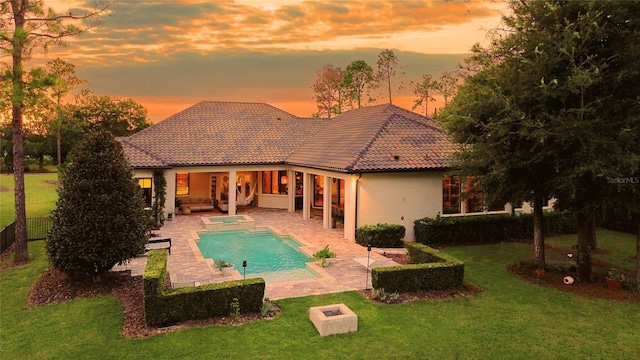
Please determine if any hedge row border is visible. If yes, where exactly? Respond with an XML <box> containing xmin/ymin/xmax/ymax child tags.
<box><xmin>371</xmin><ymin>242</ymin><xmax>464</xmax><ymax>293</ymax></box>
<box><xmin>413</xmin><ymin>211</ymin><xmax>576</xmax><ymax>246</ymax></box>
<box><xmin>143</xmin><ymin>249</ymin><xmax>265</xmax><ymax>326</ymax></box>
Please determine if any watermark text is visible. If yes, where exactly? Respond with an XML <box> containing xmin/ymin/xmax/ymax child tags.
<box><xmin>607</xmin><ymin>177</ymin><xmax>639</xmax><ymax>184</ymax></box>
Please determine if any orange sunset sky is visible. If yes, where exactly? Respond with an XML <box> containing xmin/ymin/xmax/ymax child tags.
<box><xmin>37</xmin><ymin>0</ymin><xmax>510</xmax><ymax>122</ymax></box>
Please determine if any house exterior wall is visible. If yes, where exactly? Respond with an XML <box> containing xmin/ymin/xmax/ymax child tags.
<box><xmin>356</xmin><ymin>171</ymin><xmax>443</xmax><ymax>241</ymax></box>
<box><xmin>133</xmin><ymin>166</ymin><xmax>447</xmax><ymax>242</ymax></box>
<box><xmin>256</xmin><ymin>167</ymin><xmax>290</xmax><ymax>209</ymax></box>
<box><xmin>258</xmin><ymin>194</ymin><xmax>288</xmax><ymax>209</ymax></box>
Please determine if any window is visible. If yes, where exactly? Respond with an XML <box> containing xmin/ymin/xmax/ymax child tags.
<box><xmin>465</xmin><ymin>177</ymin><xmax>484</xmax><ymax>213</ymax></box>
<box><xmin>442</xmin><ymin>176</ymin><xmax>461</xmax><ymax>214</ymax></box>
<box><xmin>313</xmin><ymin>175</ymin><xmax>324</xmax><ymax>207</ymax></box>
<box><xmin>443</xmin><ymin>176</ymin><xmax>504</xmax><ymax>214</ymax></box>
<box><xmin>138</xmin><ymin>178</ymin><xmax>152</xmax><ymax>207</ymax></box>
<box><xmin>262</xmin><ymin>170</ymin><xmax>288</xmax><ymax>195</ymax></box>
<box><xmin>176</xmin><ymin>173</ymin><xmax>190</xmax><ymax>196</ymax></box>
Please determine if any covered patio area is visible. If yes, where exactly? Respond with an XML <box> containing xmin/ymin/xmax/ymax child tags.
<box><xmin>115</xmin><ymin>207</ymin><xmax>400</xmax><ymax>300</ymax></box>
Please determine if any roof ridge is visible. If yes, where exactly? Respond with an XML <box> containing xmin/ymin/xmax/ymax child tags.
<box><xmin>119</xmin><ymin>137</ymin><xmax>170</xmax><ymax>167</ymax></box>
<box><xmin>344</xmin><ymin>104</ymin><xmax>395</xmax><ymax>171</ymax></box>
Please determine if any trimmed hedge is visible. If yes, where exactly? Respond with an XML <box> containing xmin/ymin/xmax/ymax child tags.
<box><xmin>371</xmin><ymin>242</ymin><xmax>464</xmax><ymax>293</ymax></box>
<box><xmin>356</xmin><ymin>223</ymin><xmax>405</xmax><ymax>248</ymax></box>
<box><xmin>414</xmin><ymin>210</ymin><xmax>576</xmax><ymax>246</ymax></box>
<box><xmin>143</xmin><ymin>250</ymin><xmax>265</xmax><ymax>327</ymax></box>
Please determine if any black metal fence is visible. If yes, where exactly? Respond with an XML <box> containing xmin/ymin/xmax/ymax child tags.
<box><xmin>0</xmin><ymin>222</ymin><xmax>15</xmax><ymax>254</ymax></box>
<box><xmin>0</xmin><ymin>217</ymin><xmax>53</xmax><ymax>254</ymax></box>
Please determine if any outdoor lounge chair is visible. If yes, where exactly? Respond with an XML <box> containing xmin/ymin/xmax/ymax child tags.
<box><xmin>146</xmin><ymin>237</ymin><xmax>171</xmax><ymax>254</ymax></box>
<box><xmin>350</xmin><ymin>257</ymin><xmax>390</xmax><ymax>270</ymax></box>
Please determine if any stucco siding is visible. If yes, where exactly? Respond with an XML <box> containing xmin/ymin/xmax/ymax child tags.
<box><xmin>357</xmin><ymin>171</ymin><xmax>443</xmax><ymax>241</ymax></box>
<box><xmin>257</xmin><ymin>194</ymin><xmax>289</xmax><ymax>209</ymax></box>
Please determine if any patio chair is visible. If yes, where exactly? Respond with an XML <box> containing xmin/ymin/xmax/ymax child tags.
<box><xmin>350</xmin><ymin>257</ymin><xmax>390</xmax><ymax>270</ymax></box>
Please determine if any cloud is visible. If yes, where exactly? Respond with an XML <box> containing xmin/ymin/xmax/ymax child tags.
<box><xmin>31</xmin><ymin>1</ymin><xmax>506</xmax><ymax>121</ymax></box>
<box><xmin>48</xmin><ymin>0</ymin><xmax>506</xmax><ymax>66</ymax></box>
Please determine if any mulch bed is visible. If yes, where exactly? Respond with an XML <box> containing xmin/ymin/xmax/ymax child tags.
<box><xmin>510</xmin><ymin>244</ymin><xmax>640</xmax><ymax>302</ymax></box>
<box><xmin>508</xmin><ymin>262</ymin><xmax>640</xmax><ymax>302</ymax></box>
<box><xmin>25</xmin><ymin>266</ymin><xmax>281</xmax><ymax>339</ymax></box>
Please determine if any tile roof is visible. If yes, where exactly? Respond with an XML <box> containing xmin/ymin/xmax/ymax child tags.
<box><xmin>121</xmin><ymin>101</ymin><xmax>455</xmax><ymax>172</ymax></box>
<box><xmin>286</xmin><ymin>104</ymin><xmax>456</xmax><ymax>172</ymax></box>
<box><xmin>123</xmin><ymin>101</ymin><xmax>329</xmax><ymax>167</ymax></box>
<box><xmin>118</xmin><ymin>137</ymin><xmax>170</xmax><ymax>168</ymax></box>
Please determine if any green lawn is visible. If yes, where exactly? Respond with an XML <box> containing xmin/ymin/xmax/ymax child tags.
<box><xmin>2</xmin><ymin>233</ymin><xmax>638</xmax><ymax>360</ymax></box>
<box><xmin>0</xmin><ymin>171</ymin><xmax>59</xmax><ymax>228</ymax></box>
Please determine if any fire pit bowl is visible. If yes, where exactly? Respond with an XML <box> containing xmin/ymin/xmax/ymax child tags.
<box><xmin>309</xmin><ymin>303</ymin><xmax>357</xmax><ymax>336</ymax></box>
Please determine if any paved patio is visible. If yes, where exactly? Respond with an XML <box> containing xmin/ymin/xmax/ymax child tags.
<box><xmin>114</xmin><ymin>206</ymin><xmax>401</xmax><ymax>300</ymax></box>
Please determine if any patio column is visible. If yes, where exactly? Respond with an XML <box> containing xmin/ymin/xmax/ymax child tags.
<box><xmin>165</xmin><ymin>169</ymin><xmax>176</xmax><ymax>217</ymax></box>
<box><xmin>343</xmin><ymin>175</ymin><xmax>357</xmax><ymax>241</ymax></box>
<box><xmin>322</xmin><ymin>175</ymin><xmax>331</xmax><ymax>229</ymax></box>
<box><xmin>303</xmin><ymin>172</ymin><xmax>310</xmax><ymax>220</ymax></box>
<box><xmin>287</xmin><ymin>169</ymin><xmax>295</xmax><ymax>212</ymax></box>
<box><xmin>229</xmin><ymin>170</ymin><xmax>237</xmax><ymax>215</ymax></box>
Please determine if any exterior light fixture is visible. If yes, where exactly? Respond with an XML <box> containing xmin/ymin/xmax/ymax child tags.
<box><xmin>365</xmin><ymin>244</ymin><xmax>372</xmax><ymax>290</ymax></box>
<box><xmin>242</xmin><ymin>260</ymin><xmax>247</xmax><ymax>279</ymax></box>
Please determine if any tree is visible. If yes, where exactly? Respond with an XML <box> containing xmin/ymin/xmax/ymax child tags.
<box><xmin>375</xmin><ymin>49</ymin><xmax>404</xmax><ymax>104</ymax></box>
<box><xmin>412</xmin><ymin>73</ymin><xmax>438</xmax><ymax>116</ymax></box>
<box><xmin>311</xmin><ymin>64</ymin><xmax>343</xmax><ymax>118</ymax></box>
<box><xmin>440</xmin><ymin>59</ymin><xmax>557</xmax><ymax>270</ymax></box>
<box><xmin>437</xmin><ymin>71</ymin><xmax>459</xmax><ymax>108</ymax></box>
<box><xmin>440</xmin><ymin>0</ymin><xmax>640</xmax><ymax>279</ymax></box>
<box><xmin>70</xmin><ymin>90</ymin><xmax>150</xmax><ymax>136</ymax></box>
<box><xmin>45</xmin><ymin>58</ymin><xmax>86</xmax><ymax>166</ymax></box>
<box><xmin>21</xmin><ymin>66</ymin><xmax>57</xmax><ymax>171</ymax></box>
<box><xmin>1</xmin><ymin>0</ymin><xmax>110</xmax><ymax>264</ymax></box>
<box><xmin>341</xmin><ymin>60</ymin><xmax>375</xmax><ymax>109</ymax></box>
<box><xmin>46</xmin><ymin>129</ymin><xmax>150</xmax><ymax>282</ymax></box>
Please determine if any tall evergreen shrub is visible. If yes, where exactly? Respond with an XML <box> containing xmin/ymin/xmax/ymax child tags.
<box><xmin>152</xmin><ymin>169</ymin><xmax>166</xmax><ymax>227</ymax></box>
<box><xmin>46</xmin><ymin>130</ymin><xmax>150</xmax><ymax>281</ymax></box>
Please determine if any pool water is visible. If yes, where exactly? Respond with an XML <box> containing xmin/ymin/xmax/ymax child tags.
<box><xmin>208</xmin><ymin>216</ymin><xmax>247</xmax><ymax>224</ymax></box>
<box><xmin>196</xmin><ymin>229</ymin><xmax>318</xmax><ymax>281</ymax></box>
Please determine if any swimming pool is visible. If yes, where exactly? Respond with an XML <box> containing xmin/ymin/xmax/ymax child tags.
<box><xmin>196</xmin><ymin>229</ymin><xmax>318</xmax><ymax>282</ymax></box>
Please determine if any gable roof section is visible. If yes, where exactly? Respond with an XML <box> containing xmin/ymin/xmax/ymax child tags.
<box><xmin>124</xmin><ymin>101</ymin><xmax>329</xmax><ymax>167</ymax></box>
<box><xmin>286</xmin><ymin>104</ymin><xmax>455</xmax><ymax>172</ymax></box>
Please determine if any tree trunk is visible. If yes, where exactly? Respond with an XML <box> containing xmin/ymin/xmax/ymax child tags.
<box><xmin>11</xmin><ymin>5</ymin><xmax>29</xmax><ymax>264</ymax></box>
<box><xmin>588</xmin><ymin>214</ymin><xmax>597</xmax><ymax>250</ymax></box>
<box><xmin>12</xmin><ymin>88</ymin><xmax>28</xmax><ymax>264</ymax></box>
<box><xmin>38</xmin><ymin>155</ymin><xmax>44</xmax><ymax>172</ymax></box>
<box><xmin>576</xmin><ymin>205</ymin><xmax>594</xmax><ymax>282</ymax></box>
<box><xmin>533</xmin><ymin>195</ymin><xmax>545</xmax><ymax>269</ymax></box>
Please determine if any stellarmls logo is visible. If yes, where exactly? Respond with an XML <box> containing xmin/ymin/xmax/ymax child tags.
<box><xmin>607</xmin><ymin>177</ymin><xmax>640</xmax><ymax>184</ymax></box>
